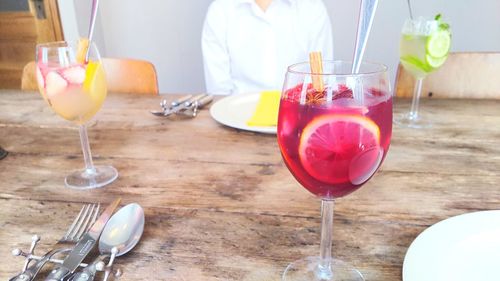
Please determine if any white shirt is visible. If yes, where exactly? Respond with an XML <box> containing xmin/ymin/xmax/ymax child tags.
<box><xmin>202</xmin><ymin>0</ymin><xmax>333</xmax><ymax>95</ymax></box>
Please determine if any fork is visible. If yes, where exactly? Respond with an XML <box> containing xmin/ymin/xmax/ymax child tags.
<box><xmin>10</xmin><ymin>203</ymin><xmax>100</xmax><ymax>281</ymax></box>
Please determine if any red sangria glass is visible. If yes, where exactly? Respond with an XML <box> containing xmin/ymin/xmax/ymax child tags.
<box><xmin>278</xmin><ymin>61</ymin><xmax>392</xmax><ymax>281</ymax></box>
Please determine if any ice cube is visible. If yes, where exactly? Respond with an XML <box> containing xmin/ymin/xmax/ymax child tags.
<box><xmin>62</xmin><ymin>66</ymin><xmax>86</xmax><ymax>84</ymax></box>
<box><xmin>45</xmin><ymin>72</ymin><xmax>68</xmax><ymax>97</ymax></box>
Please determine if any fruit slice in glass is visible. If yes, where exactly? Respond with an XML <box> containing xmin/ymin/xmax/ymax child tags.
<box><xmin>299</xmin><ymin>114</ymin><xmax>382</xmax><ymax>186</ymax></box>
<box><xmin>36</xmin><ymin>41</ymin><xmax>118</xmax><ymax>189</ymax></box>
<box><xmin>395</xmin><ymin>15</ymin><xmax>451</xmax><ymax>128</ymax></box>
<box><xmin>278</xmin><ymin>61</ymin><xmax>392</xmax><ymax>280</ymax></box>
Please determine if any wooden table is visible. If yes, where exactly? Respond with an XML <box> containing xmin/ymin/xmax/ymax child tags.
<box><xmin>1</xmin><ymin>89</ymin><xmax>499</xmax><ymax>280</ymax></box>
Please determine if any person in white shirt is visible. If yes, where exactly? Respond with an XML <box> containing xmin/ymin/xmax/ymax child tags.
<box><xmin>202</xmin><ymin>0</ymin><xmax>333</xmax><ymax>95</ymax></box>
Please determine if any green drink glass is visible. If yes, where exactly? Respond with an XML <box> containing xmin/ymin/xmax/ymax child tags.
<box><xmin>395</xmin><ymin>15</ymin><xmax>451</xmax><ymax>128</ymax></box>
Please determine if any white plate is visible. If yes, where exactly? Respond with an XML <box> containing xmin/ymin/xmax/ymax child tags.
<box><xmin>403</xmin><ymin>210</ymin><xmax>500</xmax><ymax>281</ymax></box>
<box><xmin>209</xmin><ymin>93</ymin><xmax>277</xmax><ymax>134</ymax></box>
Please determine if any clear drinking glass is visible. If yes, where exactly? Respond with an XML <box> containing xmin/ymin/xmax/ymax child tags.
<box><xmin>36</xmin><ymin>41</ymin><xmax>118</xmax><ymax>189</ymax></box>
<box><xmin>395</xmin><ymin>16</ymin><xmax>451</xmax><ymax>128</ymax></box>
<box><xmin>277</xmin><ymin>61</ymin><xmax>392</xmax><ymax>280</ymax></box>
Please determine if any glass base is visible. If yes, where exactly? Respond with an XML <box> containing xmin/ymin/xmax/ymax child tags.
<box><xmin>282</xmin><ymin>257</ymin><xmax>364</xmax><ymax>281</ymax></box>
<box><xmin>394</xmin><ymin>112</ymin><xmax>432</xmax><ymax>129</ymax></box>
<box><xmin>65</xmin><ymin>165</ymin><xmax>118</xmax><ymax>190</ymax></box>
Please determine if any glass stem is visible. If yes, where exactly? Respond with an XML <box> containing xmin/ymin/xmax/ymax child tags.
<box><xmin>316</xmin><ymin>199</ymin><xmax>335</xmax><ymax>280</ymax></box>
<box><xmin>79</xmin><ymin>125</ymin><xmax>96</xmax><ymax>175</ymax></box>
<box><xmin>409</xmin><ymin>78</ymin><xmax>423</xmax><ymax>120</ymax></box>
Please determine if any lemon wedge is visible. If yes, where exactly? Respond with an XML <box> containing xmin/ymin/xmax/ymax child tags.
<box><xmin>83</xmin><ymin>61</ymin><xmax>106</xmax><ymax>102</ymax></box>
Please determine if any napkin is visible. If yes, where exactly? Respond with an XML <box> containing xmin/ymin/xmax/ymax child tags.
<box><xmin>246</xmin><ymin>90</ymin><xmax>281</xmax><ymax>127</ymax></box>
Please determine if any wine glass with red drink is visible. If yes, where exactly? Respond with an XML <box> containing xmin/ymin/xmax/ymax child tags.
<box><xmin>278</xmin><ymin>60</ymin><xmax>392</xmax><ymax>280</ymax></box>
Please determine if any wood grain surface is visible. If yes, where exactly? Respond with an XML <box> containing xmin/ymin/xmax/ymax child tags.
<box><xmin>1</xmin><ymin>90</ymin><xmax>500</xmax><ymax>280</ymax></box>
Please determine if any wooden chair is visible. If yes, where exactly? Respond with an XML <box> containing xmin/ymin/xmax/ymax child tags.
<box><xmin>21</xmin><ymin>58</ymin><xmax>159</xmax><ymax>95</ymax></box>
<box><xmin>21</xmin><ymin>61</ymin><xmax>37</xmax><ymax>91</ymax></box>
<box><xmin>102</xmin><ymin>58</ymin><xmax>158</xmax><ymax>95</ymax></box>
<box><xmin>394</xmin><ymin>52</ymin><xmax>500</xmax><ymax>99</ymax></box>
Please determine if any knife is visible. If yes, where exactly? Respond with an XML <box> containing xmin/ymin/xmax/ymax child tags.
<box><xmin>151</xmin><ymin>95</ymin><xmax>193</xmax><ymax>116</ymax></box>
<box><xmin>44</xmin><ymin>198</ymin><xmax>121</xmax><ymax>281</ymax></box>
<box><xmin>163</xmin><ymin>94</ymin><xmax>209</xmax><ymax>116</ymax></box>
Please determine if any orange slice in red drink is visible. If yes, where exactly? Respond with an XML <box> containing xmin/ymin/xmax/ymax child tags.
<box><xmin>299</xmin><ymin>114</ymin><xmax>382</xmax><ymax>185</ymax></box>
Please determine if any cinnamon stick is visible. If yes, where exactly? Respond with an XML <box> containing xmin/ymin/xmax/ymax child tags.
<box><xmin>309</xmin><ymin>51</ymin><xmax>324</xmax><ymax>92</ymax></box>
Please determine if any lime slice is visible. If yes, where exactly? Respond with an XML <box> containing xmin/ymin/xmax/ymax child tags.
<box><xmin>401</xmin><ymin>56</ymin><xmax>432</xmax><ymax>74</ymax></box>
<box><xmin>426</xmin><ymin>30</ymin><xmax>451</xmax><ymax>58</ymax></box>
<box><xmin>426</xmin><ymin>54</ymin><xmax>448</xmax><ymax>68</ymax></box>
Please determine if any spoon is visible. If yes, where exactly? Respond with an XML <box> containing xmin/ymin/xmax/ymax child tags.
<box><xmin>84</xmin><ymin>0</ymin><xmax>100</xmax><ymax>62</ymax></box>
<box><xmin>351</xmin><ymin>0</ymin><xmax>379</xmax><ymax>74</ymax></box>
<box><xmin>351</xmin><ymin>0</ymin><xmax>379</xmax><ymax>101</ymax></box>
<box><xmin>407</xmin><ymin>0</ymin><xmax>414</xmax><ymax>20</ymax></box>
<box><xmin>69</xmin><ymin>203</ymin><xmax>145</xmax><ymax>281</ymax></box>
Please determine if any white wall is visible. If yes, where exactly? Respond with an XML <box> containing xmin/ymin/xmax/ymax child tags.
<box><xmin>64</xmin><ymin>0</ymin><xmax>500</xmax><ymax>94</ymax></box>
<box><xmin>57</xmin><ymin>0</ymin><xmax>79</xmax><ymax>43</ymax></box>
<box><xmin>97</xmin><ymin>0</ymin><xmax>211</xmax><ymax>94</ymax></box>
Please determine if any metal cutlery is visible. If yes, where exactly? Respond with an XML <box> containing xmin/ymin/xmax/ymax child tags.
<box><xmin>151</xmin><ymin>94</ymin><xmax>213</xmax><ymax>117</ymax></box>
<box><xmin>351</xmin><ymin>0</ymin><xmax>379</xmax><ymax>75</ymax></box>
<box><xmin>9</xmin><ymin>203</ymin><xmax>100</xmax><ymax>281</ymax></box>
<box><xmin>164</xmin><ymin>95</ymin><xmax>193</xmax><ymax>110</ymax></box>
<box><xmin>68</xmin><ymin>254</ymin><xmax>108</xmax><ymax>281</ymax></box>
<box><xmin>84</xmin><ymin>0</ymin><xmax>99</xmax><ymax>62</ymax></box>
<box><xmin>163</xmin><ymin>94</ymin><xmax>212</xmax><ymax>116</ymax></box>
<box><xmin>351</xmin><ymin>0</ymin><xmax>379</xmax><ymax>101</ymax></box>
<box><xmin>179</xmin><ymin>94</ymin><xmax>213</xmax><ymax>117</ymax></box>
<box><xmin>406</xmin><ymin>0</ymin><xmax>414</xmax><ymax>20</ymax></box>
<box><xmin>44</xmin><ymin>198</ymin><xmax>121</xmax><ymax>281</ymax></box>
<box><xmin>69</xmin><ymin>203</ymin><xmax>145</xmax><ymax>281</ymax></box>
<box><xmin>10</xmin><ymin>199</ymin><xmax>142</xmax><ymax>281</ymax></box>
<box><xmin>151</xmin><ymin>95</ymin><xmax>193</xmax><ymax>116</ymax></box>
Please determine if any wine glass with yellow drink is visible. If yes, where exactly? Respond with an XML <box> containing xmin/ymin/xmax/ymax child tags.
<box><xmin>36</xmin><ymin>39</ymin><xmax>118</xmax><ymax>189</ymax></box>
